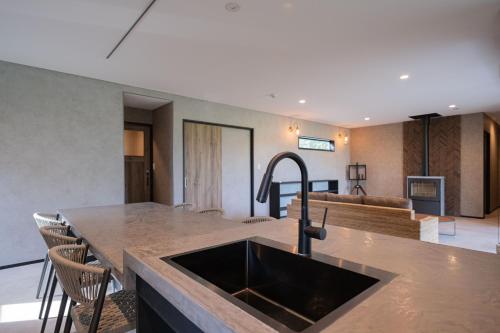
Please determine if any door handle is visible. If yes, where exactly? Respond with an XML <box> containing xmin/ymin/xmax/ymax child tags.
<box><xmin>146</xmin><ymin>170</ymin><xmax>150</xmax><ymax>186</ymax></box>
<box><xmin>184</xmin><ymin>177</ymin><xmax>188</xmax><ymax>188</ymax></box>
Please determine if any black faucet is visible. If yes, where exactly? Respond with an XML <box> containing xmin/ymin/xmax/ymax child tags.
<box><xmin>256</xmin><ymin>152</ymin><xmax>327</xmax><ymax>256</ymax></box>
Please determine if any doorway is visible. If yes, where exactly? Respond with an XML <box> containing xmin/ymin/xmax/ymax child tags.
<box><xmin>123</xmin><ymin>92</ymin><xmax>173</xmax><ymax>204</ymax></box>
<box><xmin>124</xmin><ymin>123</ymin><xmax>152</xmax><ymax>203</ymax></box>
<box><xmin>484</xmin><ymin>131</ymin><xmax>491</xmax><ymax>215</ymax></box>
<box><xmin>183</xmin><ymin>120</ymin><xmax>254</xmax><ymax>218</ymax></box>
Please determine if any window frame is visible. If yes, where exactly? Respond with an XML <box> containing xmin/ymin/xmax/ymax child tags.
<box><xmin>297</xmin><ymin>136</ymin><xmax>335</xmax><ymax>152</ymax></box>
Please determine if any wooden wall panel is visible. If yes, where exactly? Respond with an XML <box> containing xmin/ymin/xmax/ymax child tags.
<box><xmin>184</xmin><ymin>122</ymin><xmax>222</xmax><ymax>210</ymax></box>
<box><xmin>403</xmin><ymin>116</ymin><xmax>461</xmax><ymax>216</ymax></box>
<box><xmin>429</xmin><ymin>116</ymin><xmax>461</xmax><ymax>215</ymax></box>
<box><xmin>153</xmin><ymin>103</ymin><xmax>174</xmax><ymax>205</ymax></box>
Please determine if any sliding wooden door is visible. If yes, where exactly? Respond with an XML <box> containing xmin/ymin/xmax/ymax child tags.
<box><xmin>184</xmin><ymin>122</ymin><xmax>222</xmax><ymax>209</ymax></box>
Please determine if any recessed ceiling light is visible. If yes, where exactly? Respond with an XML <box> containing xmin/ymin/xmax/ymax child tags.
<box><xmin>448</xmin><ymin>104</ymin><xmax>459</xmax><ymax>110</ymax></box>
<box><xmin>400</xmin><ymin>74</ymin><xmax>410</xmax><ymax>80</ymax></box>
<box><xmin>299</xmin><ymin>99</ymin><xmax>306</xmax><ymax>104</ymax></box>
<box><xmin>364</xmin><ymin>117</ymin><xmax>371</xmax><ymax>121</ymax></box>
<box><xmin>225</xmin><ymin>2</ymin><xmax>241</xmax><ymax>12</ymax></box>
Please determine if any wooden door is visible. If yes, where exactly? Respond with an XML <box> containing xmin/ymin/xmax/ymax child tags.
<box><xmin>124</xmin><ymin>124</ymin><xmax>152</xmax><ymax>203</ymax></box>
<box><xmin>184</xmin><ymin>122</ymin><xmax>222</xmax><ymax>210</ymax></box>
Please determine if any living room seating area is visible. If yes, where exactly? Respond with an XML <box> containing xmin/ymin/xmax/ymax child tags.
<box><xmin>288</xmin><ymin>192</ymin><xmax>439</xmax><ymax>243</ymax></box>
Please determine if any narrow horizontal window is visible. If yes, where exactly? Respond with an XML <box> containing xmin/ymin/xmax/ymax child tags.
<box><xmin>298</xmin><ymin>136</ymin><xmax>335</xmax><ymax>152</ymax></box>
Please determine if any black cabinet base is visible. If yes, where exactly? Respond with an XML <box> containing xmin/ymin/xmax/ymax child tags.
<box><xmin>136</xmin><ymin>277</ymin><xmax>202</xmax><ymax>333</ymax></box>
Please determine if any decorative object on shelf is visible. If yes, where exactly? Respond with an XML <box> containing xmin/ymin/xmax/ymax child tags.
<box><xmin>288</xmin><ymin>121</ymin><xmax>300</xmax><ymax>135</ymax></box>
<box><xmin>269</xmin><ymin>179</ymin><xmax>338</xmax><ymax>219</ymax></box>
<box><xmin>298</xmin><ymin>136</ymin><xmax>335</xmax><ymax>152</ymax></box>
<box><xmin>348</xmin><ymin>163</ymin><xmax>367</xmax><ymax>195</ymax></box>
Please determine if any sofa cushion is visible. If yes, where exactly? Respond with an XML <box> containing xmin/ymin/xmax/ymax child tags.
<box><xmin>362</xmin><ymin>195</ymin><xmax>412</xmax><ymax>209</ymax></box>
<box><xmin>326</xmin><ymin>193</ymin><xmax>363</xmax><ymax>204</ymax></box>
<box><xmin>296</xmin><ymin>192</ymin><xmax>327</xmax><ymax>201</ymax></box>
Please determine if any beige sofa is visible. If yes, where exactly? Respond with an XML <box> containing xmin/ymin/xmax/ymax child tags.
<box><xmin>287</xmin><ymin>192</ymin><xmax>438</xmax><ymax>243</ymax></box>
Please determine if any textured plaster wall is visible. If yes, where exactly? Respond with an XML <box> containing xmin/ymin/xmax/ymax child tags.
<box><xmin>124</xmin><ymin>106</ymin><xmax>152</xmax><ymax>124</ymax></box>
<box><xmin>350</xmin><ymin>123</ymin><xmax>404</xmax><ymax>197</ymax></box>
<box><xmin>221</xmin><ymin>127</ymin><xmax>251</xmax><ymax>219</ymax></box>
<box><xmin>0</xmin><ymin>60</ymin><xmax>350</xmax><ymax>265</ymax></box>
<box><xmin>0</xmin><ymin>61</ymin><xmax>124</xmax><ymax>265</ymax></box>
<box><xmin>171</xmin><ymin>98</ymin><xmax>351</xmax><ymax>216</ymax></box>
<box><xmin>460</xmin><ymin>113</ymin><xmax>484</xmax><ymax>217</ymax></box>
<box><xmin>351</xmin><ymin>114</ymin><xmax>486</xmax><ymax>217</ymax></box>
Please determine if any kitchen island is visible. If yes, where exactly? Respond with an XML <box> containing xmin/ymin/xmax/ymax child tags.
<box><xmin>61</xmin><ymin>203</ymin><xmax>500</xmax><ymax>332</ymax></box>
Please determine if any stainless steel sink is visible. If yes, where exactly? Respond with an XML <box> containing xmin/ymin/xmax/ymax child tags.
<box><xmin>162</xmin><ymin>237</ymin><xmax>395</xmax><ymax>332</ymax></box>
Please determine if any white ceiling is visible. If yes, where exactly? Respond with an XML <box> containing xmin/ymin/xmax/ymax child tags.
<box><xmin>1</xmin><ymin>0</ymin><xmax>499</xmax><ymax>128</ymax></box>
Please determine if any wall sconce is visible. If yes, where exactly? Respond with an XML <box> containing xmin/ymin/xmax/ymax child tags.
<box><xmin>288</xmin><ymin>122</ymin><xmax>300</xmax><ymax>136</ymax></box>
<box><xmin>338</xmin><ymin>131</ymin><xmax>349</xmax><ymax>144</ymax></box>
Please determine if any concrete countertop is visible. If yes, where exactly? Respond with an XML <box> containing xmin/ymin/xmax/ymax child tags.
<box><xmin>59</xmin><ymin>202</ymin><xmax>247</xmax><ymax>282</ymax></box>
<box><xmin>125</xmin><ymin>217</ymin><xmax>500</xmax><ymax>333</ymax></box>
<box><xmin>61</xmin><ymin>203</ymin><xmax>500</xmax><ymax>332</ymax></box>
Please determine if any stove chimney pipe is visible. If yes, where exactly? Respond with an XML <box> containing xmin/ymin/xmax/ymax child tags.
<box><xmin>409</xmin><ymin>113</ymin><xmax>441</xmax><ymax>177</ymax></box>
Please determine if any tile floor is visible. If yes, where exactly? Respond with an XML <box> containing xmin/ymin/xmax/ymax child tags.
<box><xmin>0</xmin><ymin>262</ymin><xmax>68</xmax><ymax>333</ymax></box>
<box><xmin>1</xmin><ymin>214</ymin><xmax>498</xmax><ymax>332</ymax></box>
<box><xmin>439</xmin><ymin>210</ymin><xmax>499</xmax><ymax>253</ymax></box>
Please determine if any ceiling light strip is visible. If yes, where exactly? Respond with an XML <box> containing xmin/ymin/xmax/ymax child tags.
<box><xmin>106</xmin><ymin>0</ymin><xmax>157</xmax><ymax>59</ymax></box>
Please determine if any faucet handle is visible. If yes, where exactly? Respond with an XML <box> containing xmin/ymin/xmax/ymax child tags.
<box><xmin>304</xmin><ymin>225</ymin><xmax>327</xmax><ymax>240</ymax></box>
<box><xmin>304</xmin><ymin>208</ymin><xmax>328</xmax><ymax>241</ymax></box>
<box><xmin>322</xmin><ymin>207</ymin><xmax>328</xmax><ymax>229</ymax></box>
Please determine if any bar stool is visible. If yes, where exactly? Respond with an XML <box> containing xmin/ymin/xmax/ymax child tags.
<box><xmin>38</xmin><ymin>225</ymin><xmax>81</xmax><ymax>333</ymax></box>
<box><xmin>34</xmin><ymin>212</ymin><xmax>63</xmax><ymax>299</ymax></box>
<box><xmin>174</xmin><ymin>202</ymin><xmax>193</xmax><ymax>210</ymax></box>
<box><xmin>49</xmin><ymin>244</ymin><xmax>136</xmax><ymax>333</ymax></box>
<box><xmin>240</xmin><ymin>216</ymin><xmax>276</xmax><ymax>224</ymax></box>
<box><xmin>196</xmin><ymin>207</ymin><xmax>225</xmax><ymax>215</ymax></box>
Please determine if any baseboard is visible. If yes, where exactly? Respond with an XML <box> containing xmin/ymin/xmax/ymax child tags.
<box><xmin>460</xmin><ymin>214</ymin><xmax>485</xmax><ymax>219</ymax></box>
<box><xmin>0</xmin><ymin>258</ymin><xmax>44</xmax><ymax>270</ymax></box>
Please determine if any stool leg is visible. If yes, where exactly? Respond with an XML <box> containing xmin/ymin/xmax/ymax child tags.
<box><xmin>39</xmin><ymin>265</ymin><xmax>54</xmax><ymax>320</ymax></box>
<box><xmin>40</xmin><ymin>275</ymin><xmax>57</xmax><ymax>333</ymax></box>
<box><xmin>63</xmin><ymin>300</ymin><xmax>75</xmax><ymax>333</ymax></box>
<box><xmin>53</xmin><ymin>291</ymin><xmax>68</xmax><ymax>333</ymax></box>
<box><xmin>36</xmin><ymin>254</ymin><xmax>49</xmax><ymax>299</ymax></box>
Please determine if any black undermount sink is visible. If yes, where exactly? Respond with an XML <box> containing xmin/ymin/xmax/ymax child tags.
<box><xmin>162</xmin><ymin>237</ymin><xmax>395</xmax><ymax>332</ymax></box>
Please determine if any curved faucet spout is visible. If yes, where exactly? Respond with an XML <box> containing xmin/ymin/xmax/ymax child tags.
<box><xmin>256</xmin><ymin>152</ymin><xmax>309</xmax><ymax>214</ymax></box>
<box><xmin>256</xmin><ymin>152</ymin><xmax>325</xmax><ymax>256</ymax></box>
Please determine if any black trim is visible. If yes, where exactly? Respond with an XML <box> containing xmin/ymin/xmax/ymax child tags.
<box><xmin>137</xmin><ymin>276</ymin><xmax>203</xmax><ymax>332</ymax></box>
<box><xmin>298</xmin><ymin>136</ymin><xmax>335</xmax><ymax>152</ymax></box>
<box><xmin>280</xmin><ymin>193</ymin><xmax>299</xmax><ymax>197</ymax></box>
<box><xmin>460</xmin><ymin>214</ymin><xmax>485</xmax><ymax>219</ymax></box>
<box><xmin>106</xmin><ymin>0</ymin><xmax>158</xmax><ymax>59</ymax></box>
<box><xmin>270</xmin><ymin>180</ymin><xmax>338</xmax><ymax>219</ymax></box>
<box><xmin>0</xmin><ymin>258</ymin><xmax>44</xmax><ymax>270</ymax></box>
<box><xmin>182</xmin><ymin>119</ymin><xmax>255</xmax><ymax>216</ymax></box>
